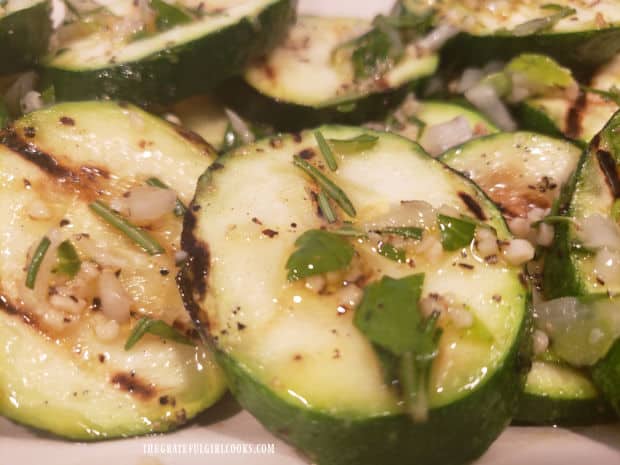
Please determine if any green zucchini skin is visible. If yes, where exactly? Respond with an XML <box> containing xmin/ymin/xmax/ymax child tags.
<box><xmin>514</xmin><ymin>101</ymin><xmax>569</xmax><ymax>141</ymax></box>
<box><xmin>441</xmin><ymin>29</ymin><xmax>620</xmax><ymax>77</ymax></box>
<box><xmin>593</xmin><ymin>340</ymin><xmax>620</xmax><ymax>415</ymax></box>
<box><xmin>515</xmin><ymin>362</ymin><xmax>614</xmax><ymax>426</ymax></box>
<box><xmin>216</xmin><ymin>337</ymin><xmax>528</xmax><ymax>465</ymax></box>
<box><xmin>219</xmin><ymin>78</ymin><xmax>415</xmax><ymax>132</ymax></box>
<box><xmin>542</xmin><ymin>112</ymin><xmax>618</xmax><ymax>300</ymax></box>
<box><xmin>0</xmin><ymin>1</ymin><xmax>52</xmax><ymax>75</ymax></box>
<box><xmin>43</xmin><ymin>0</ymin><xmax>296</xmax><ymax>106</ymax></box>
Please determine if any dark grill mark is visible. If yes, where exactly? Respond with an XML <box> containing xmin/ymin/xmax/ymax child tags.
<box><xmin>262</xmin><ymin>229</ymin><xmax>278</xmax><ymax>238</ymax></box>
<box><xmin>1</xmin><ymin>127</ymin><xmax>75</xmax><ymax>180</ymax></box>
<box><xmin>458</xmin><ymin>191</ymin><xmax>486</xmax><ymax>221</ymax></box>
<box><xmin>566</xmin><ymin>89</ymin><xmax>587</xmax><ymax>139</ymax></box>
<box><xmin>60</xmin><ymin>117</ymin><xmax>75</xmax><ymax>126</ymax></box>
<box><xmin>178</xmin><ymin>208</ymin><xmax>211</xmax><ymax>340</ymax></box>
<box><xmin>298</xmin><ymin>148</ymin><xmax>315</xmax><ymax>160</ymax></box>
<box><xmin>110</xmin><ymin>372</ymin><xmax>156</xmax><ymax>400</ymax></box>
<box><xmin>596</xmin><ymin>149</ymin><xmax>620</xmax><ymax>198</ymax></box>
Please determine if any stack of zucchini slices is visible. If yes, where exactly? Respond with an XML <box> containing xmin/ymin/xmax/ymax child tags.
<box><xmin>2</xmin><ymin>0</ymin><xmax>620</xmax><ymax>464</ymax></box>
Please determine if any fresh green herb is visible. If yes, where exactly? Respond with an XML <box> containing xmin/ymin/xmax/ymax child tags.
<box><xmin>398</xmin><ymin>311</ymin><xmax>441</xmax><ymax>421</ymax></box>
<box><xmin>348</xmin><ymin>26</ymin><xmax>402</xmax><ymax>79</ymax></box>
<box><xmin>354</xmin><ymin>274</ymin><xmax>426</xmax><ymax>354</ymax></box>
<box><xmin>506</xmin><ymin>53</ymin><xmax>575</xmax><ymax>91</ymax></box>
<box><xmin>437</xmin><ymin>214</ymin><xmax>476</xmax><ymax>251</ymax></box>
<box><xmin>510</xmin><ymin>4</ymin><xmax>576</xmax><ymax>36</ymax></box>
<box><xmin>530</xmin><ymin>215</ymin><xmax>576</xmax><ymax>228</ymax></box>
<box><xmin>53</xmin><ymin>240</ymin><xmax>81</xmax><ymax>278</ymax></box>
<box><xmin>125</xmin><ymin>317</ymin><xmax>195</xmax><ymax>350</ymax></box>
<box><xmin>0</xmin><ymin>100</ymin><xmax>7</xmax><ymax>128</ymax></box>
<box><xmin>581</xmin><ymin>85</ymin><xmax>620</xmax><ymax>106</ymax></box>
<box><xmin>26</xmin><ymin>236</ymin><xmax>51</xmax><ymax>289</ymax></box>
<box><xmin>407</xmin><ymin>114</ymin><xmax>427</xmax><ymax>132</ymax></box>
<box><xmin>375</xmin><ymin>226</ymin><xmax>423</xmax><ymax>240</ymax></box>
<box><xmin>336</xmin><ymin>102</ymin><xmax>357</xmax><ymax>113</ymax></box>
<box><xmin>293</xmin><ymin>156</ymin><xmax>356</xmax><ymax>217</ymax></box>
<box><xmin>328</xmin><ymin>134</ymin><xmax>379</xmax><ymax>153</ymax></box>
<box><xmin>353</xmin><ymin>274</ymin><xmax>441</xmax><ymax>421</ymax></box>
<box><xmin>314</xmin><ymin>130</ymin><xmax>338</xmax><ymax>171</ymax></box>
<box><xmin>286</xmin><ymin>229</ymin><xmax>355</xmax><ymax>281</ymax></box>
<box><xmin>146</xmin><ymin>177</ymin><xmax>187</xmax><ymax>217</ymax></box>
<box><xmin>332</xmin><ymin>223</ymin><xmax>367</xmax><ymax>237</ymax></box>
<box><xmin>612</xmin><ymin>200</ymin><xmax>620</xmax><ymax>222</ymax></box>
<box><xmin>89</xmin><ymin>200</ymin><xmax>165</xmax><ymax>255</ymax></box>
<box><xmin>377</xmin><ymin>241</ymin><xmax>406</xmax><ymax>262</ymax></box>
<box><xmin>40</xmin><ymin>85</ymin><xmax>56</xmax><ymax>105</ymax></box>
<box><xmin>317</xmin><ymin>190</ymin><xmax>337</xmax><ymax>223</ymax></box>
<box><xmin>151</xmin><ymin>0</ymin><xmax>192</xmax><ymax>31</ymax></box>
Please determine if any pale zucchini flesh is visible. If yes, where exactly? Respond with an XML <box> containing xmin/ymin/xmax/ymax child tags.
<box><xmin>441</xmin><ymin>132</ymin><xmax>583</xmax><ymax>219</ymax></box>
<box><xmin>0</xmin><ymin>101</ymin><xmax>226</xmax><ymax>439</ymax></box>
<box><xmin>183</xmin><ymin>126</ymin><xmax>529</xmax><ymax>465</ymax></box>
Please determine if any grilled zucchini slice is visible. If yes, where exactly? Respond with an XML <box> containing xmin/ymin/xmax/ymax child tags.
<box><xmin>222</xmin><ymin>15</ymin><xmax>438</xmax><ymax>130</ymax></box>
<box><xmin>43</xmin><ymin>0</ymin><xmax>296</xmax><ymax>105</ymax></box>
<box><xmin>182</xmin><ymin>126</ymin><xmax>529</xmax><ymax>465</ymax></box>
<box><xmin>0</xmin><ymin>101</ymin><xmax>226</xmax><ymax>439</ymax></box>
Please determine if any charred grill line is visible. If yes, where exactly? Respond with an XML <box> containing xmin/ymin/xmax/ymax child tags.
<box><xmin>596</xmin><ymin>149</ymin><xmax>620</xmax><ymax>198</ymax></box>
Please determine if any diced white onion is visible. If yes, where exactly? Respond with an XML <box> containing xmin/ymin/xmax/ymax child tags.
<box><xmin>465</xmin><ymin>83</ymin><xmax>517</xmax><ymax>131</ymax></box>
<box><xmin>95</xmin><ymin>319</ymin><xmax>120</xmax><ymax>341</ymax></box>
<box><xmin>578</xmin><ymin>214</ymin><xmax>620</xmax><ymax>250</ymax></box>
<box><xmin>163</xmin><ymin>113</ymin><xmax>182</xmax><ymax>125</ymax></box>
<box><xmin>225</xmin><ymin>108</ymin><xmax>255</xmax><ymax>145</ymax></box>
<box><xmin>336</xmin><ymin>284</ymin><xmax>363</xmax><ymax>309</ymax></box>
<box><xmin>98</xmin><ymin>270</ymin><xmax>132</xmax><ymax>323</ymax></box>
<box><xmin>448</xmin><ymin>306</ymin><xmax>473</xmax><ymax>329</ymax></box>
<box><xmin>454</xmin><ymin>68</ymin><xmax>484</xmax><ymax>93</ymax></box>
<box><xmin>415</xmin><ymin>24</ymin><xmax>459</xmax><ymax>52</ymax></box>
<box><xmin>594</xmin><ymin>247</ymin><xmax>620</xmax><ymax>286</ymax></box>
<box><xmin>125</xmin><ymin>185</ymin><xmax>177</xmax><ymax>224</ymax></box>
<box><xmin>532</xmin><ymin>329</ymin><xmax>549</xmax><ymax>355</ymax></box>
<box><xmin>502</xmin><ymin>238</ymin><xmax>535</xmax><ymax>265</ymax></box>
<box><xmin>27</xmin><ymin>199</ymin><xmax>52</xmax><ymax>220</ymax></box>
<box><xmin>4</xmin><ymin>71</ymin><xmax>37</xmax><ymax>114</ymax></box>
<box><xmin>365</xmin><ymin>200</ymin><xmax>436</xmax><ymax>231</ymax></box>
<box><xmin>50</xmin><ymin>0</ymin><xmax>67</xmax><ymax>28</ymax></box>
<box><xmin>475</xmin><ymin>228</ymin><xmax>499</xmax><ymax>257</ymax></box>
<box><xmin>20</xmin><ymin>91</ymin><xmax>43</xmax><ymax>114</ymax></box>
<box><xmin>304</xmin><ymin>274</ymin><xmax>326</xmax><ymax>293</ymax></box>
<box><xmin>49</xmin><ymin>294</ymin><xmax>87</xmax><ymax>314</ymax></box>
<box><xmin>418</xmin><ymin>116</ymin><xmax>473</xmax><ymax>157</ymax></box>
<box><xmin>536</xmin><ymin>222</ymin><xmax>555</xmax><ymax>247</ymax></box>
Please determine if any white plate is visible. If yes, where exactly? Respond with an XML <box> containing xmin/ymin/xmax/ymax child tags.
<box><xmin>2</xmin><ymin>1</ymin><xmax>620</xmax><ymax>464</ymax></box>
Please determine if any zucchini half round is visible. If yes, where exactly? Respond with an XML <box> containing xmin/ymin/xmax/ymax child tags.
<box><xmin>0</xmin><ymin>101</ymin><xmax>226</xmax><ymax>439</ymax></box>
<box><xmin>43</xmin><ymin>0</ymin><xmax>296</xmax><ymax>105</ymax></box>
<box><xmin>517</xmin><ymin>54</ymin><xmax>620</xmax><ymax>144</ymax></box>
<box><xmin>425</xmin><ymin>0</ymin><xmax>620</xmax><ymax>73</ymax></box>
<box><xmin>440</xmin><ymin>132</ymin><xmax>612</xmax><ymax>425</ymax></box>
<box><xmin>221</xmin><ymin>16</ymin><xmax>439</xmax><ymax>131</ymax></box>
<box><xmin>182</xmin><ymin>126</ymin><xmax>529</xmax><ymax>465</ymax></box>
<box><xmin>0</xmin><ymin>0</ymin><xmax>52</xmax><ymax>74</ymax></box>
